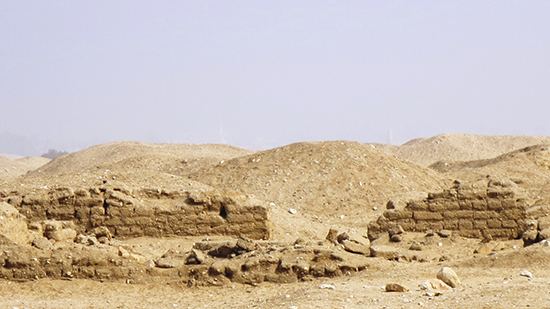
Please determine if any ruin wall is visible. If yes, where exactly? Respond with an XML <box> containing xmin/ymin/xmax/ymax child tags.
<box><xmin>0</xmin><ymin>187</ymin><xmax>270</xmax><ymax>240</ymax></box>
<box><xmin>368</xmin><ymin>179</ymin><xmax>530</xmax><ymax>240</ymax></box>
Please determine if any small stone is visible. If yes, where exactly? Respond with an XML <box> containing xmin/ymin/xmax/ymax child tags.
<box><xmin>385</xmin><ymin>283</ymin><xmax>409</xmax><ymax>292</ymax></box>
<box><xmin>326</xmin><ymin>227</ymin><xmax>339</xmax><ymax>244</ymax></box>
<box><xmin>288</xmin><ymin>208</ymin><xmax>297</xmax><ymax>214</ymax></box>
<box><xmin>370</xmin><ymin>245</ymin><xmax>400</xmax><ymax>260</ymax></box>
<box><xmin>409</xmin><ymin>242</ymin><xmax>423</xmax><ymax>251</ymax></box>
<box><xmin>342</xmin><ymin>240</ymin><xmax>370</xmax><ymax>255</ymax></box>
<box><xmin>390</xmin><ymin>234</ymin><xmax>402</xmax><ymax>243</ymax></box>
<box><xmin>420</xmin><ymin>279</ymin><xmax>452</xmax><ymax>291</ymax></box>
<box><xmin>388</xmin><ymin>225</ymin><xmax>404</xmax><ymax>236</ymax></box>
<box><xmin>337</xmin><ymin>232</ymin><xmax>351</xmax><ymax>244</ymax></box>
<box><xmin>319</xmin><ymin>284</ymin><xmax>336</xmax><ymax>290</ymax></box>
<box><xmin>437</xmin><ymin>230</ymin><xmax>452</xmax><ymax>238</ymax></box>
<box><xmin>520</xmin><ymin>270</ymin><xmax>533</xmax><ymax>279</ymax></box>
<box><xmin>185</xmin><ymin>249</ymin><xmax>206</xmax><ymax>265</ymax></box>
<box><xmin>437</xmin><ymin>267</ymin><xmax>460</xmax><ymax>288</ymax></box>
<box><xmin>32</xmin><ymin>237</ymin><xmax>52</xmax><ymax>250</ymax></box>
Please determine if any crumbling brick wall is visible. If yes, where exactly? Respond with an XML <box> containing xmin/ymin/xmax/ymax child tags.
<box><xmin>1</xmin><ymin>187</ymin><xmax>270</xmax><ymax>240</ymax></box>
<box><xmin>368</xmin><ymin>178</ymin><xmax>529</xmax><ymax>240</ymax></box>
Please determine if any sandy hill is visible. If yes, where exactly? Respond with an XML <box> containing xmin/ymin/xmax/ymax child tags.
<box><xmin>430</xmin><ymin>144</ymin><xmax>550</xmax><ymax>198</ymax></box>
<box><xmin>373</xmin><ymin>133</ymin><xmax>550</xmax><ymax>167</ymax></box>
<box><xmin>188</xmin><ymin>141</ymin><xmax>448</xmax><ymax>224</ymax></box>
<box><xmin>0</xmin><ymin>156</ymin><xmax>50</xmax><ymax>179</ymax></box>
<box><xmin>27</xmin><ymin>141</ymin><xmax>254</xmax><ymax>177</ymax></box>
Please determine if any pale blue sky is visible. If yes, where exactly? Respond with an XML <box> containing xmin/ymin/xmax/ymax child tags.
<box><xmin>1</xmin><ymin>1</ymin><xmax>550</xmax><ymax>155</ymax></box>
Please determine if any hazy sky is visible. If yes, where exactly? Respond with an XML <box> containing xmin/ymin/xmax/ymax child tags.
<box><xmin>1</xmin><ymin>1</ymin><xmax>550</xmax><ymax>155</ymax></box>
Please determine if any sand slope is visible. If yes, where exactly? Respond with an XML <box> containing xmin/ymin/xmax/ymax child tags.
<box><xmin>0</xmin><ymin>156</ymin><xmax>50</xmax><ymax>179</ymax></box>
<box><xmin>373</xmin><ymin>133</ymin><xmax>550</xmax><ymax>167</ymax></box>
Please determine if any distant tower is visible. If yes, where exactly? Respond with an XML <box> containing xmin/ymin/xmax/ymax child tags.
<box><xmin>388</xmin><ymin>129</ymin><xmax>393</xmax><ymax>145</ymax></box>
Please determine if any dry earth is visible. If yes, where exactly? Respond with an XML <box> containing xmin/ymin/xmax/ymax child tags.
<box><xmin>1</xmin><ymin>134</ymin><xmax>550</xmax><ymax>308</ymax></box>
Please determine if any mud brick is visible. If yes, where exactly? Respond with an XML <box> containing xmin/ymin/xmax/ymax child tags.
<box><xmin>471</xmin><ymin>199</ymin><xmax>487</xmax><ymax>210</ymax></box>
<box><xmin>396</xmin><ymin>219</ymin><xmax>416</xmax><ymax>231</ymax></box>
<box><xmin>458</xmin><ymin>229</ymin><xmax>481</xmax><ymax>238</ymax></box>
<box><xmin>458</xmin><ymin>199</ymin><xmax>473</xmax><ymax>210</ymax></box>
<box><xmin>487</xmin><ymin>219</ymin><xmax>502</xmax><ymax>228</ymax></box>
<box><xmin>501</xmin><ymin>198</ymin><xmax>517</xmax><ymax>209</ymax></box>
<box><xmin>457</xmin><ymin>189</ymin><xmax>486</xmax><ymax>200</ymax></box>
<box><xmin>415</xmin><ymin>221</ymin><xmax>431</xmax><ymax>231</ymax></box>
<box><xmin>487</xmin><ymin>199</ymin><xmax>503</xmax><ymax>211</ymax></box>
<box><xmin>119</xmin><ymin>208</ymin><xmax>135</xmax><ymax>217</ymax></box>
<box><xmin>509</xmin><ymin>228</ymin><xmax>520</xmax><ymax>239</ymax></box>
<box><xmin>474</xmin><ymin>211</ymin><xmax>498</xmax><ymax>219</ymax></box>
<box><xmin>105</xmin><ymin>207</ymin><xmax>120</xmax><ymax>216</ymax></box>
<box><xmin>473</xmin><ymin>220</ymin><xmax>488</xmax><ymax>229</ymax></box>
<box><xmin>427</xmin><ymin>221</ymin><xmax>444</xmax><ymax>231</ymax></box>
<box><xmin>444</xmin><ymin>202</ymin><xmax>461</xmax><ymax>211</ymax></box>
<box><xmin>444</xmin><ymin>219</ymin><xmax>459</xmax><ymax>230</ymax></box>
<box><xmin>132</xmin><ymin>217</ymin><xmax>154</xmax><ymax>226</ymax></box>
<box><xmin>73</xmin><ymin>206</ymin><xmax>90</xmax><ymax>219</ymax></box>
<box><xmin>487</xmin><ymin>229</ymin><xmax>512</xmax><ymax>239</ymax></box>
<box><xmin>428</xmin><ymin>201</ymin><xmax>445</xmax><ymax>212</ymax></box>
<box><xmin>383</xmin><ymin>210</ymin><xmax>414</xmax><ymax>220</ymax></box>
<box><xmin>114</xmin><ymin>226</ymin><xmax>131</xmax><ymax>236</ymax></box>
<box><xmin>428</xmin><ymin>190</ymin><xmax>457</xmax><ymax>200</ymax></box>
<box><xmin>406</xmin><ymin>200</ymin><xmax>428</xmax><ymax>211</ymax></box>
<box><xmin>414</xmin><ymin>212</ymin><xmax>443</xmax><ymax>221</ymax></box>
<box><xmin>458</xmin><ymin>219</ymin><xmax>473</xmax><ymax>230</ymax></box>
<box><xmin>133</xmin><ymin>205</ymin><xmax>154</xmax><ymax>216</ymax></box>
<box><xmin>502</xmin><ymin>220</ymin><xmax>518</xmax><ymax>228</ymax></box>
<box><xmin>487</xmin><ymin>188</ymin><xmax>515</xmax><ymax>199</ymax></box>
<box><xmin>144</xmin><ymin>227</ymin><xmax>160</xmax><ymax>236</ymax></box>
<box><xmin>75</xmin><ymin>197</ymin><xmax>103</xmax><ymax>207</ymax></box>
<box><xmin>444</xmin><ymin>210</ymin><xmax>473</xmax><ymax>219</ymax></box>
<box><xmin>502</xmin><ymin>209</ymin><xmax>523</xmax><ymax>220</ymax></box>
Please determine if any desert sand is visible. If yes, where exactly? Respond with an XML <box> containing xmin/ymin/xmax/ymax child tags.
<box><xmin>1</xmin><ymin>133</ymin><xmax>550</xmax><ymax>308</ymax></box>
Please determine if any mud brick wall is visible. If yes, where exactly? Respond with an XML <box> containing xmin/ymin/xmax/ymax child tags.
<box><xmin>1</xmin><ymin>187</ymin><xmax>270</xmax><ymax>240</ymax></box>
<box><xmin>368</xmin><ymin>179</ymin><xmax>529</xmax><ymax>240</ymax></box>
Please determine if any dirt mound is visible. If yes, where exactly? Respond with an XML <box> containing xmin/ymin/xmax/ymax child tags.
<box><xmin>28</xmin><ymin>141</ymin><xmax>254</xmax><ymax>177</ymax></box>
<box><xmin>0</xmin><ymin>156</ymin><xmax>50</xmax><ymax>179</ymax></box>
<box><xmin>430</xmin><ymin>144</ymin><xmax>550</xmax><ymax>198</ymax></box>
<box><xmin>188</xmin><ymin>141</ymin><xmax>448</xmax><ymax>232</ymax></box>
<box><xmin>373</xmin><ymin>133</ymin><xmax>550</xmax><ymax>167</ymax></box>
